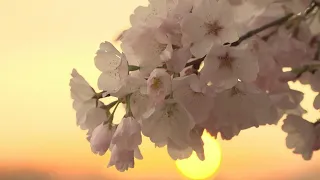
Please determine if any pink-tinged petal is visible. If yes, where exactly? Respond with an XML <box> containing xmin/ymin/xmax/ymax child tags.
<box><xmin>98</xmin><ymin>70</ymin><xmax>123</xmax><ymax>92</ymax></box>
<box><xmin>94</xmin><ymin>51</ymin><xmax>122</xmax><ymax>72</ymax></box>
<box><xmin>90</xmin><ymin>124</ymin><xmax>116</xmax><ymax>155</ymax></box>
<box><xmin>181</xmin><ymin>14</ymin><xmax>207</xmax><ymax>42</ymax></box>
<box><xmin>134</xmin><ymin>147</ymin><xmax>143</xmax><ymax>160</ymax></box>
<box><xmin>233</xmin><ymin>49</ymin><xmax>259</xmax><ymax>83</ymax></box>
<box><xmin>167</xmin><ymin>139</ymin><xmax>193</xmax><ymax>160</ymax></box>
<box><xmin>70</xmin><ymin>69</ymin><xmax>95</xmax><ymax>103</ymax></box>
<box><xmin>160</xmin><ymin>44</ymin><xmax>173</xmax><ymax>62</ymax></box>
<box><xmin>108</xmin><ymin>145</ymin><xmax>135</xmax><ymax>172</ymax></box>
<box><xmin>130</xmin><ymin>90</ymin><xmax>151</xmax><ymax>119</ymax></box>
<box><xmin>82</xmin><ymin>107</ymin><xmax>108</xmax><ymax>131</ymax></box>
<box><xmin>190</xmin><ymin>37</ymin><xmax>214</xmax><ymax>58</ymax></box>
<box><xmin>166</xmin><ymin>47</ymin><xmax>192</xmax><ymax>73</ymax></box>
<box><xmin>112</xmin><ymin>117</ymin><xmax>142</xmax><ymax>151</ymax></box>
<box><xmin>99</xmin><ymin>41</ymin><xmax>121</xmax><ymax>56</ymax></box>
<box><xmin>314</xmin><ymin>94</ymin><xmax>320</xmax><ymax>110</ymax></box>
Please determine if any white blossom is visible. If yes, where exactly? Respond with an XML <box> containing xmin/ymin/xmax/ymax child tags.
<box><xmin>181</xmin><ymin>0</ymin><xmax>239</xmax><ymax>57</ymax></box>
<box><xmin>141</xmin><ymin>99</ymin><xmax>195</xmax><ymax>147</ymax></box>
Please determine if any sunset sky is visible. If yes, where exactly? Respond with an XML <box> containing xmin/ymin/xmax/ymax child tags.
<box><xmin>1</xmin><ymin>0</ymin><xmax>320</xmax><ymax>179</ymax></box>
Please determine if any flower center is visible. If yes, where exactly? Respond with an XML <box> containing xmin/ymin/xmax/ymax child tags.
<box><xmin>218</xmin><ymin>52</ymin><xmax>235</xmax><ymax>69</ymax></box>
<box><xmin>205</xmin><ymin>20</ymin><xmax>224</xmax><ymax>36</ymax></box>
<box><xmin>151</xmin><ymin>77</ymin><xmax>163</xmax><ymax>90</ymax></box>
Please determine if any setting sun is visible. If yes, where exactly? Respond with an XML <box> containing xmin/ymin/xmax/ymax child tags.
<box><xmin>176</xmin><ymin>131</ymin><xmax>222</xmax><ymax>180</ymax></box>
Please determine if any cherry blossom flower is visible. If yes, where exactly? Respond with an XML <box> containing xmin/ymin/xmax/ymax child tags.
<box><xmin>200</xmin><ymin>45</ymin><xmax>259</xmax><ymax>91</ymax></box>
<box><xmin>130</xmin><ymin>0</ymin><xmax>170</xmax><ymax>27</ymax></box>
<box><xmin>166</xmin><ymin>126</ymin><xmax>205</xmax><ymax>161</ymax></box>
<box><xmin>269</xmin><ymin>89</ymin><xmax>306</xmax><ymax>117</ymax></box>
<box><xmin>112</xmin><ymin>117</ymin><xmax>142</xmax><ymax>150</ymax></box>
<box><xmin>130</xmin><ymin>90</ymin><xmax>152</xmax><ymax>120</ymax></box>
<box><xmin>108</xmin><ymin>145</ymin><xmax>143</xmax><ymax>172</ymax></box>
<box><xmin>80</xmin><ymin>104</ymin><xmax>110</xmax><ymax>132</ymax></box>
<box><xmin>173</xmin><ymin>74</ymin><xmax>214</xmax><ymax>123</ymax></box>
<box><xmin>147</xmin><ymin>68</ymin><xmax>172</xmax><ymax>103</ymax></box>
<box><xmin>121</xmin><ymin>26</ymin><xmax>173</xmax><ymax>76</ymax></box>
<box><xmin>267</xmin><ymin>24</ymin><xmax>315</xmax><ymax>68</ymax></box>
<box><xmin>90</xmin><ymin>123</ymin><xmax>116</xmax><ymax>155</ymax></box>
<box><xmin>141</xmin><ymin>99</ymin><xmax>195</xmax><ymax>147</ymax></box>
<box><xmin>282</xmin><ymin>115</ymin><xmax>318</xmax><ymax>160</ymax></box>
<box><xmin>201</xmin><ymin>82</ymin><xmax>279</xmax><ymax>140</ymax></box>
<box><xmin>96</xmin><ymin>42</ymin><xmax>129</xmax><ymax>93</ymax></box>
<box><xmin>181</xmin><ymin>0</ymin><xmax>239</xmax><ymax>57</ymax></box>
<box><xmin>69</xmin><ymin>69</ymin><xmax>96</xmax><ymax>110</ymax></box>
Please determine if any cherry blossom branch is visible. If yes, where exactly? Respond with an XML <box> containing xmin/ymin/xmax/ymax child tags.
<box><xmin>185</xmin><ymin>2</ymin><xmax>320</xmax><ymax>69</ymax></box>
<box><xmin>228</xmin><ymin>13</ymin><xmax>295</xmax><ymax>46</ymax></box>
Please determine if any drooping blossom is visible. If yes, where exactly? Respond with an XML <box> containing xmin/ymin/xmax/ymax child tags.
<box><xmin>112</xmin><ymin>116</ymin><xmax>142</xmax><ymax>151</ymax></box>
<box><xmin>107</xmin><ymin>145</ymin><xmax>143</xmax><ymax>172</ymax></box>
<box><xmin>90</xmin><ymin>123</ymin><xmax>116</xmax><ymax>155</ymax></box>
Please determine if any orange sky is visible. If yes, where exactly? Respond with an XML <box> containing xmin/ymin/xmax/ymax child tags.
<box><xmin>1</xmin><ymin>0</ymin><xmax>320</xmax><ymax>179</ymax></box>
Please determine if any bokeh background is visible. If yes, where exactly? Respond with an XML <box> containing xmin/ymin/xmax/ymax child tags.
<box><xmin>1</xmin><ymin>0</ymin><xmax>320</xmax><ymax>179</ymax></box>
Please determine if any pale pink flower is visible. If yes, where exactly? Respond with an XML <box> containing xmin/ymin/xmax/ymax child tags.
<box><xmin>181</xmin><ymin>0</ymin><xmax>239</xmax><ymax>57</ymax></box>
<box><xmin>69</xmin><ymin>69</ymin><xmax>96</xmax><ymax>110</ymax></box>
<box><xmin>75</xmin><ymin>99</ymin><xmax>104</xmax><ymax>130</ymax></box>
<box><xmin>201</xmin><ymin>82</ymin><xmax>278</xmax><ymax>140</ymax></box>
<box><xmin>90</xmin><ymin>123</ymin><xmax>116</xmax><ymax>155</ymax></box>
<box><xmin>110</xmin><ymin>75</ymin><xmax>146</xmax><ymax>98</ymax></box>
<box><xmin>269</xmin><ymin>89</ymin><xmax>306</xmax><ymax>117</ymax></box>
<box><xmin>282</xmin><ymin>115</ymin><xmax>317</xmax><ymax>160</ymax></box>
<box><xmin>248</xmin><ymin>38</ymin><xmax>276</xmax><ymax>76</ymax></box>
<box><xmin>121</xmin><ymin>26</ymin><xmax>173</xmax><ymax>76</ymax></box>
<box><xmin>167</xmin><ymin>139</ymin><xmax>193</xmax><ymax>160</ymax></box>
<box><xmin>81</xmin><ymin>105</ymin><xmax>109</xmax><ymax>133</ymax></box>
<box><xmin>130</xmin><ymin>0</ymin><xmax>170</xmax><ymax>27</ymax></box>
<box><xmin>173</xmin><ymin>74</ymin><xmax>214</xmax><ymax>123</ymax></box>
<box><xmin>267</xmin><ymin>24</ymin><xmax>315</xmax><ymax>68</ymax></box>
<box><xmin>108</xmin><ymin>145</ymin><xmax>143</xmax><ymax>172</ymax></box>
<box><xmin>112</xmin><ymin>117</ymin><xmax>142</xmax><ymax>150</ymax></box>
<box><xmin>141</xmin><ymin>99</ymin><xmax>195</xmax><ymax>147</ymax></box>
<box><xmin>166</xmin><ymin>46</ymin><xmax>192</xmax><ymax>73</ymax></box>
<box><xmin>147</xmin><ymin>68</ymin><xmax>172</xmax><ymax>103</ymax></box>
<box><xmin>130</xmin><ymin>90</ymin><xmax>152</xmax><ymax>119</ymax></box>
<box><xmin>200</xmin><ymin>45</ymin><xmax>259</xmax><ymax>91</ymax></box>
<box><xmin>96</xmin><ymin>42</ymin><xmax>129</xmax><ymax>93</ymax></box>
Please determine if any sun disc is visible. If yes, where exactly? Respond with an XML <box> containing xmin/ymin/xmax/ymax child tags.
<box><xmin>176</xmin><ymin>131</ymin><xmax>221</xmax><ymax>180</ymax></box>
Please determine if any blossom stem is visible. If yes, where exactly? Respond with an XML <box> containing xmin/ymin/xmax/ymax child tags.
<box><xmin>125</xmin><ymin>94</ymin><xmax>133</xmax><ymax>117</ymax></box>
<box><xmin>104</xmin><ymin>100</ymin><xmax>121</xmax><ymax>125</ymax></box>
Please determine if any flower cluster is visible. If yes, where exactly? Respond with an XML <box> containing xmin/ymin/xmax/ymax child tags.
<box><xmin>69</xmin><ymin>0</ymin><xmax>320</xmax><ymax>171</ymax></box>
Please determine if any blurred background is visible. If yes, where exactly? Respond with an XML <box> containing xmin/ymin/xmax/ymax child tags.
<box><xmin>0</xmin><ymin>0</ymin><xmax>320</xmax><ymax>179</ymax></box>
